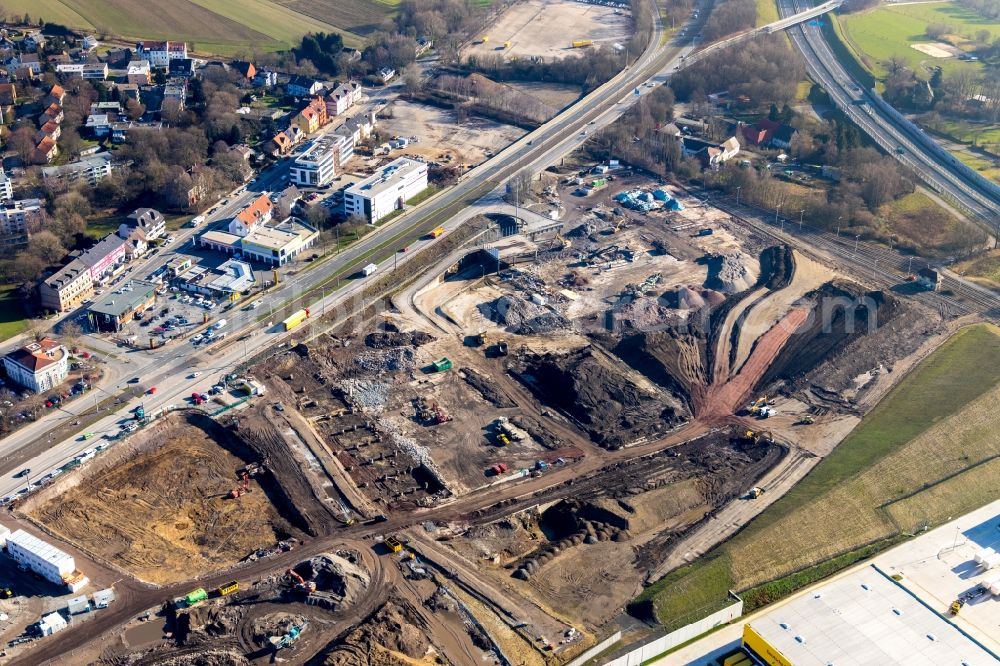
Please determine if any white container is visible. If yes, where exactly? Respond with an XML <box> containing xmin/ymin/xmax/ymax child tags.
<box><xmin>363</xmin><ymin>263</ymin><xmax>378</xmax><ymax>277</ymax></box>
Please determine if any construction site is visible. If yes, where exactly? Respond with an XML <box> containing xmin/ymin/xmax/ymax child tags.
<box><xmin>1</xmin><ymin>160</ymin><xmax>955</xmax><ymax>665</ymax></box>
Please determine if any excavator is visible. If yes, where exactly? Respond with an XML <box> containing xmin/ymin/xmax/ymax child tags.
<box><xmin>286</xmin><ymin>568</ymin><xmax>316</xmax><ymax>593</ymax></box>
<box><xmin>744</xmin><ymin>429</ymin><xmax>774</xmax><ymax>445</ymax></box>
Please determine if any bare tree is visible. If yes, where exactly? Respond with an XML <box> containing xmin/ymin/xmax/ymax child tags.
<box><xmin>505</xmin><ymin>168</ymin><xmax>533</xmax><ymax>206</ymax></box>
<box><xmin>59</xmin><ymin>320</ymin><xmax>83</xmax><ymax>349</ymax></box>
<box><xmin>8</xmin><ymin>125</ymin><xmax>36</xmax><ymax>165</ymax></box>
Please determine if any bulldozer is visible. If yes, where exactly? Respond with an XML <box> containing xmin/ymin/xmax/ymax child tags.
<box><xmin>950</xmin><ymin>599</ymin><xmax>964</xmax><ymax>615</ymax></box>
<box><xmin>795</xmin><ymin>414</ymin><xmax>815</xmax><ymax>426</ymax></box>
<box><xmin>475</xmin><ymin>331</ymin><xmax>489</xmax><ymax>347</ymax></box>
<box><xmin>747</xmin><ymin>486</ymin><xmax>765</xmax><ymax>499</ymax></box>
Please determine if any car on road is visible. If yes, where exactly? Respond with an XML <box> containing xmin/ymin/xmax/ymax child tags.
<box><xmin>128</xmin><ymin>377</ymin><xmax>140</xmax><ymax>383</ymax></box>
<box><xmin>579</xmin><ymin>130</ymin><xmax>587</xmax><ymax>136</ymax></box>
<box><xmin>15</xmin><ymin>468</ymin><xmax>29</xmax><ymax>478</ymax></box>
<box><xmin>191</xmin><ymin>334</ymin><xmax>203</xmax><ymax>344</ymax></box>
<box><xmin>398</xmin><ymin>246</ymin><xmax>408</xmax><ymax>252</ymax></box>
<box><xmin>190</xmin><ymin>372</ymin><xmax>202</xmax><ymax>378</ymax></box>
<box><xmin>148</xmin><ymin>387</ymin><xmax>157</xmax><ymax>394</ymax></box>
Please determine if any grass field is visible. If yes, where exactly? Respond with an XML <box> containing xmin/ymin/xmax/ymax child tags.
<box><xmin>0</xmin><ymin>285</ymin><xmax>27</xmax><ymax>342</ymax></box>
<box><xmin>3</xmin><ymin>0</ymin><xmax>368</xmax><ymax>53</ymax></box>
<box><xmin>634</xmin><ymin>324</ymin><xmax>1000</xmax><ymax>626</ymax></box>
<box><xmin>878</xmin><ymin>190</ymin><xmax>982</xmax><ymax>257</ymax></box>
<box><xmin>953</xmin><ymin>248</ymin><xmax>1000</xmax><ymax>290</ymax></box>
<box><xmin>756</xmin><ymin>0</ymin><xmax>779</xmax><ymax>28</ymax></box>
<box><xmin>840</xmin><ymin>2</ymin><xmax>999</xmax><ymax>78</ymax></box>
<box><xmin>275</xmin><ymin>0</ymin><xmax>394</xmax><ymax>36</ymax></box>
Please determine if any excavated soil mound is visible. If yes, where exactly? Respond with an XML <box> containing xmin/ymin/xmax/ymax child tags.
<box><xmin>760</xmin><ymin>281</ymin><xmax>913</xmax><ymax>393</ymax></box>
<box><xmin>611</xmin><ymin>326</ymin><xmax>707</xmax><ymax>407</ymax></box>
<box><xmin>365</xmin><ymin>330</ymin><xmax>435</xmax><ymax>348</ymax></box>
<box><xmin>704</xmin><ymin>252</ymin><xmax>758</xmax><ymax>294</ymax></box>
<box><xmin>479</xmin><ymin>294</ymin><xmax>571</xmax><ymax>335</ymax></box>
<box><xmin>519</xmin><ymin>348</ymin><xmax>687</xmax><ymax>449</ymax></box>
<box><xmin>322</xmin><ymin>598</ymin><xmax>431</xmax><ymax>665</ymax></box>
<box><xmin>661</xmin><ymin>285</ymin><xmax>727</xmax><ymax>310</ymax></box>
<box><xmin>758</xmin><ymin>245</ymin><xmax>795</xmax><ymax>290</ymax></box>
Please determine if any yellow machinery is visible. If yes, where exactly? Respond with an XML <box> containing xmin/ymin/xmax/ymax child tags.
<box><xmin>748</xmin><ymin>487</ymin><xmax>764</xmax><ymax>499</ymax></box>
<box><xmin>385</xmin><ymin>536</ymin><xmax>403</xmax><ymax>553</ymax></box>
<box><xmin>476</xmin><ymin>331</ymin><xmax>489</xmax><ymax>346</ymax></box>
<box><xmin>503</xmin><ymin>40</ymin><xmax>511</xmax><ymax>49</ymax></box>
<box><xmin>555</xmin><ymin>233</ymin><xmax>570</xmax><ymax>249</ymax></box>
<box><xmin>217</xmin><ymin>581</ymin><xmax>239</xmax><ymax>596</ymax></box>
<box><xmin>572</xmin><ymin>39</ymin><xmax>593</xmax><ymax>48</ymax></box>
<box><xmin>950</xmin><ymin>600</ymin><xmax>964</xmax><ymax>615</ymax></box>
<box><xmin>497</xmin><ymin>433</ymin><xmax>511</xmax><ymax>447</ymax></box>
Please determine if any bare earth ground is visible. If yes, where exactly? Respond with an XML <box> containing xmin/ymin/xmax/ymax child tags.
<box><xmin>379</xmin><ymin>100</ymin><xmax>525</xmax><ymax>167</ymax></box>
<box><xmin>462</xmin><ymin>0</ymin><xmax>633</xmax><ymax>61</ymax></box>
<box><xmin>504</xmin><ymin>81</ymin><xmax>583</xmax><ymax>110</ymax></box>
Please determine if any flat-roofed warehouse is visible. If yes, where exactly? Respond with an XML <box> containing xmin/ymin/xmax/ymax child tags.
<box><xmin>741</xmin><ymin>565</ymin><xmax>998</xmax><ymax>665</ymax></box>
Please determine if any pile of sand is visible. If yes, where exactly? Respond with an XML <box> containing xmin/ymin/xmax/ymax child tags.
<box><xmin>705</xmin><ymin>253</ymin><xmax>758</xmax><ymax>294</ymax></box>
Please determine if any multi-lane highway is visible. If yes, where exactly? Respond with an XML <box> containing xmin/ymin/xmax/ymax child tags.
<box><xmin>780</xmin><ymin>0</ymin><xmax>1000</xmax><ymax>225</ymax></box>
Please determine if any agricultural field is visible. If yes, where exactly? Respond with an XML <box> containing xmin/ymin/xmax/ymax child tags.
<box><xmin>275</xmin><ymin>0</ymin><xmax>395</xmax><ymax>36</ymax></box>
<box><xmin>2</xmin><ymin>0</ymin><xmax>367</xmax><ymax>53</ymax></box>
<box><xmin>840</xmin><ymin>2</ymin><xmax>1000</xmax><ymax>78</ymax></box>
<box><xmin>635</xmin><ymin>323</ymin><xmax>1000</xmax><ymax>625</ymax></box>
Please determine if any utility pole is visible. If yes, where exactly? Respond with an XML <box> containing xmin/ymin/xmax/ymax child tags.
<box><xmin>854</xmin><ymin>234</ymin><xmax>861</xmax><ymax>256</ymax></box>
<box><xmin>735</xmin><ymin>186</ymin><xmax>741</xmax><ymax>206</ymax></box>
<box><xmin>798</xmin><ymin>209</ymin><xmax>804</xmax><ymax>231</ymax></box>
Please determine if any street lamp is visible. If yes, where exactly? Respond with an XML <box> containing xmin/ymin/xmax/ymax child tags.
<box><xmin>798</xmin><ymin>209</ymin><xmax>804</xmax><ymax>231</ymax></box>
<box><xmin>774</xmin><ymin>204</ymin><xmax>781</xmax><ymax>225</ymax></box>
<box><xmin>836</xmin><ymin>216</ymin><xmax>842</xmax><ymax>237</ymax></box>
<box><xmin>735</xmin><ymin>186</ymin><xmax>742</xmax><ymax>206</ymax></box>
<box><xmin>854</xmin><ymin>234</ymin><xmax>861</xmax><ymax>256</ymax></box>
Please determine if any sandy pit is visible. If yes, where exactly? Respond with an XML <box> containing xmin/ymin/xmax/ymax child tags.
<box><xmin>911</xmin><ymin>41</ymin><xmax>963</xmax><ymax>58</ymax></box>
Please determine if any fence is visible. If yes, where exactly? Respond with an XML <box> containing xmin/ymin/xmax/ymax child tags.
<box><xmin>566</xmin><ymin>631</ymin><xmax>623</xmax><ymax>666</ymax></box>
<box><xmin>595</xmin><ymin>595</ymin><xmax>743</xmax><ymax>666</ymax></box>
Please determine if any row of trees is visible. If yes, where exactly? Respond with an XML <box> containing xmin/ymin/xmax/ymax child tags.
<box><xmin>702</xmin><ymin>0</ymin><xmax>756</xmax><ymax>42</ymax></box>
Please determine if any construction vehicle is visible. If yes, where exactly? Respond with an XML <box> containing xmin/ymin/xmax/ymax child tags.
<box><xmin>185</xmin><ymin>588</ymin><xmax>208</xmax><ymax>606</ymax></box>
<box><xmin>497</xmin><ymin>433</ymin><xmax>511</xmax><ymax>447</ymax></box>
<box><xmin>479</xmin><ymin>35</ymin><xmax>489</xmax><ymax>44</ymax></box>
<box><xmin>488</xmin><ymin>462</ymin><xmax>509</xmax><ymax>476</ymax></box>
<box><xmin>270</xmin><ymin>622</ymin><xmax>307</xmax><ymax>650</ymax></box>
<box><xmin>495</xmin><ymin>340</ymin><xmax>509</xmax><ymax>356</ymax></box>
<box><xmin>747</xmin><ymin>487</ymin><xmax>765</xmax><ymax>499</ymax></box>
<box><xmin>503</xmin><ymin>40</ymin><xmax>511</xmax><ymax>49</ymax></box>
<box><xmin>385</xmin><ymin>536</ymin><xmax>403</xmax><ymax>553</ymax></box>
<box><xmin>230</xmin><ymin>471</ymin><xmax>251</xmax><ymax>499</ymax></box>
<box><xmin>554</xmin><ymin>233</ymin><xmax>570</xmax><ymax>249</ymax></box>
<box><xmin>950</xmin><ymin>599</ymin><xmax>964</xmax><ymax>615</ymax></box>
<box><xmin>475</xmin><ymin>331</ymin><xmax>489</xmax><ymax>346</ymax></box>
<box><xmin>282</xmin><ymin>308</ymin><xmax>310</xmax><ymax>331</ymax></box>
<box><xmin>432</xmin><ymin>402</ymin><xmax>452</xmax><ymax>424</ymax></box>
<box><xmin>496</xmin><ymin>416</ymin><xmax>524</xmax><ymax>442</ymax></box>
<box><xmin>0</xmin><ymin>587</ymin><xmax>13</xmax><ymax>599</ymax></box>
<box><xmin>744</xmin><ymin>430</ymin><xmax>773</xmax><ymax>445</ymax></box>
<box><xmin>429</xmin><ymin>226</ymin><xmax>446</xmax><ymax>239</ymax></box>
<box><xmin>795</xmin><ymin>415</ymin><xmax>815</xmax><ymax>425</ymax></box>
<box><xmin>217</xmin><ymin>581</ymin><xmax>239</xmax><ymax>596</ymax></box>
<box><xmin>134</xmin><ymin>405</ymin><xmax>145</xmax><ymax>420</ymax></box>
<box><xmin>286</xmin><ymin>568</ymin><xmax>316</xmax><ymax>593</ymax></box>
<box><xmin>572</xmin><ymin>39</ymin><xmax>593</xmax><ymax>47</ymax></box>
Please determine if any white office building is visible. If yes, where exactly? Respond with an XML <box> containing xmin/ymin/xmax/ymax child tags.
<box><xmin>6</xmin><ymin>530</ymin><xmax>76</xmax><ymax>586</ymax></box>
<box><xmin>344</xmin><ymin>157</ymin><xmax>428</xmax><ymax>223</ymax></box>
<box><xmin>41</xmin><ymin>154</ymin><xmax>113</xmax><ymax>187</ymax></box>
<box><xmin>289</xmin><ymin>136</ymin><xmax>338</xmax><ymax>187</ymax></box>
<box><xmin>39</xmin><ymin>612</ymin><xmax>67</xmax><ymax>636</ymax></box>
<box><xmin>0</xmin><ymin>168</ymin><xmax>12</xmax><ymax>202</ymax></box>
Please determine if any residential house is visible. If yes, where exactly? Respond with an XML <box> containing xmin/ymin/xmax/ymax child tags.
<box><xmin>90</xmin><ymin>101</ymin><xmax>123</xmax><ymax>116</ymax></box>
<box><xmin>48</xmin><ymin>52</ymin><xmax>71</xmax><ymax>66</ymax></box>
<box><xmin>228</xmin><ymin>194</ymin><xmax>273</xmax><ymax>237</ymax></box>
<box><xmin>231</xmin><ymin>61</ymin><xmax>256</xmax><ymax>81</ymax></box>
<box><xmin>770</xmin><ymin>124</ymin><xmax>797</xmax><ymax>150</ymax></box>
<box><xmin>44</xmin><ymin>84</ymin><xmax>66</xmax><ymax>106</ymax></box>
<box><xmin>252</xmin><ymin>68</ymin><xmax>277</xmax><ymax>88</ymax></box>
<box><xmin>42</xmin><ymin>154</ymin><xmax>114</xmax><ymax>187</ymax></box>
<box><xmin>230</xmin><ymin>144</ymin><xmax>253</xmax><ymax>161</ymax></box>
<box><xmin>78</xmin><ymin>233</ymin><xmax>128</xmax><ymax>282</ymax></box>
<box><xmin>3</xmin><ymin>339</ymin><xmax>68</xmax><ymax>393</ymax></box>
<box><xmin>22</xmin><ymin>31</ymin><xmax>45</xmax><ymax>50</ymax></box>
<box><xmin>286</xmin><ymin>75</ymin><xmax>323</xmax><ymax>97</ymax></box>
<box><xmin>168</xmin><ymin>58</ymin><xmax>194</xmax><ymax>78</ymax></box>
<box><xmin>18</xmin><ymin>53</ymin><xmax>41</xmax><ymax>75</ymax></box>
<box><xmin>0</xmin><ymin>168</ymin><xmax>12</xmax><ymax>202</ymax></box>
<box><xmin>85</xmin><ymin>114</ymin><xmax>112</xmax><ymax>137</ymax></box>
<box><xmin>377</xmin><ymin>67</ymin><xmax>395</xmax><ymax>84</ymax></box>
<box><xmin>136</xmin><ymin>41</ymin><xmax>187</xmax><ymax>68</ymax></box>
<box><xmin>127</xmin><ymin>60</ymin><xmax>152</xmax><ymax>85</ymax></box>
<box><xmin>680</xmin><ymin>136</ymin><xmax>740</xmax><ymax>168</ymax></box>
<box><xmin>119</xmin><ymin>207</ymin><xmax>165</xmax><ymax>242</ymax></box>
<box><xmin>0</xmin><ymin>82</ymin><xmax>15</xmax><ymax>105</ymax></box>
<box><xmin>32</xmin><ymin>136</ymin><xmax>59</xmax><ymax>164</ymax></box>
<box><xmin>294</xmin><ymin>97</ymin><xmax>328</xmax><ymax>135</ymax></box>
<box><xmin>39</xmin><ymin>103</ymin><xmax>64</xmax><ymax>126</ymax></box>
<box><xmin>0</xmin><ymin>198</ymin><xmax>43</xmax><ymax>244</ymax></box>
<box><xmin>121</xmin><ymin>229</ymin><xmax>147</xmax><ymax>260</ymax></box>
<box><xmin>115</xmin><ymin>83</ymin><xmax>140</xmax><ymax>99</ymax></box>
<box><xmin>35</xmin><ymin>119</ymin><xmax>61</xmax><ymax>145</ymax></box>
<box><xmin>266</xmin><ymin>127</ymin><xmax>301</xmax><ymax>156</ymax></box>
<box><xmin>82</xmin><ymin>35</ymin><xmax>99</xmax><ymax>51</ymax></box>
<box><xmin>39</xmin><ymin>259</ymin><xmax>93</xmax><ymax>312</ymax></box>
<box><xmin>163</xmin><ymin>80</ymin><xmax>186</xmax><ymax>110</ymax></box>
<box><xmin>325</xmin><ymin>81</ymin><xmax>361</xmax><ymax>117</ymax></box>
<box><xmin>105</xmin><ymin>48</ymin><xmax>132</xmax><ymax>68</ymax></box>
<box><xmin>342</xmin><ymin>47</ymin><xmax>361</xmax><ymax>61</ymax></box>
<box><xmin>12</xmin><ymin>64</ymin><xmax>37</xmax><ymax>82</ymax></box>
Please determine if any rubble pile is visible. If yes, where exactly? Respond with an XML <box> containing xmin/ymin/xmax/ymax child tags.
<box><xmin>479</xmin><ymin>295</ymin><xmax>571</xmax><ymax>335</ymax></box>
<box><xmin>706</xmin><ymin>252</ymin><xmax>757</xmax><ymax>294</ymax></box>
<box><xmin>365</xmin><ymin>330</ymin><xmax>435</xmax><ymax>348</ymax></box>
<box><xmin>341</xmin><ymin>378</ymin><xmax>391</xmax><ymax>411</ymax></box>
<box><xmin>354</xmin><ymin>347</ymin><xmax>415</xmax><ymax>374</ymax></box>
<box><xmin>377</xmin><ymin>417</ymin><xmax>449</xmax><ymax>491</ymax></box>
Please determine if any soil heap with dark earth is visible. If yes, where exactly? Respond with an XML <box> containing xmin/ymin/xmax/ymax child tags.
<box><xmin>321</xmin><ymin>598</ymin><xmax>431</xmax><ymax>665</ymax></box>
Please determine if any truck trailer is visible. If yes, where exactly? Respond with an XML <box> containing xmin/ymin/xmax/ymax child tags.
<box><xmin>282</xmin><ymin>308</ymin><xmax>310</xmax><ymax>331</ymax></box>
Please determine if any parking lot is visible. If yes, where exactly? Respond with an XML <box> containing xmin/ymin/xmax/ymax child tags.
<box><xmin>115</xmin><ymin>289</ymin><xmax>228</xmax><ymax>349</ymax></box>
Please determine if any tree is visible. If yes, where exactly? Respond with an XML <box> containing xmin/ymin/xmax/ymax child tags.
<box><xmin>402</xmin><ymin>62</ymin><xmax>423</xmax><ymax>94</ymax></box>
<box><xmin>8</xmin><ymin>125</ymin><xmax>36</xmax><ymax>165</ymax></box>
<box><xmin>59</xmin><ymin>320</ymin><xmax>83</xmax><ymax>349</ymax></box>
<box><xmin>505</xmin><ymin>169</ymin><xmax>533</xmax><ymax>205</ymax></box>
<box><xmin>29</xmin><ymin>230</ymin><xmax>67</xmax><ymax>265</ymax></box>
<box><xmin>12</xmin><ymin>252</ymin><xmax>44</xmax><ymax>284</ymax></box>
<box><xmin>925</xmin><ymin>22</ymin><xmax>951</xmax><ymax>39</ymax></box>
<box><xmin>125</xmin><ymin>97</ymin><xmax>145</xmax><ymax>121</ymax></box>
<box><xmin>51</xmin><ymin>210</ymin><xmax>86</xmax><ymax>245</ymax></box>
<box><xmin>305</xmin><ymin>204</ymin><xmax>331</xmax><ymax>230</ymax></box>
<box><xmin>975</xmin><ymin>29</ymin><xmax>991</xmax><ymax>44</ymax></box>
<box><xmin>54</xmin><ymin>190</ymin><xmax>92</xmax><ymax>219</ymax></box>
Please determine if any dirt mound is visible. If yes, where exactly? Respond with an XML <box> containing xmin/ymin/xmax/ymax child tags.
<box><xmin>518</xmin><ymin>348</ymin><xmax>687</xmax><ymax>449</ymax></box>
<box><xmin>660</xmin><ymin>285</ymin><xmax>727</xmax><ymax>310</ymax></box>
<box><xmin>704</xmin><ymin>252</ymin><xmax>758</xmax><ymax>294</ymax></box>
<box><xmin>142</xmin><ymin>649</ymin><xmax>250</xmax><ymax>666</ymax></box>
<box><xmin>760</xmin><ymin>281</ymin><xmax>933</xmax><ymax>397</ymax></box>
<box><xmin>758</xmin><ymin>245</ymin><xmax>795</xmax><ymax>290</ymax></box>
<box><xmin>322</xmin><ymin>598</ymin><xmax>430</xmax><ymax>665</ymax></box>
<box><xmin>365</xmin><ymin>330</ymin><xmax>435</xmax><ymax>348</ymax></box>
<box><xmin>463</xmin><ymin>368</ymin><xmax>517</xmax><ymax>407</ymax></box>
<box><xmin>296</xmin><ymin>551</ymin><xmax>370</xmax><ymax>602</ymax></box>
<box><xmin>478</xmin><ymin>294</ymin><xmax>570</xmax><ymax>335</ymax></box>
<box><xmin>28</xmin><ymin>413</ymin><xmax>295</xmax><ymax>584</ymax></box>
<box><xmin>611</xmin><ymin>326</ymin><xmax>707</xmax><ymax>407</ymax></box>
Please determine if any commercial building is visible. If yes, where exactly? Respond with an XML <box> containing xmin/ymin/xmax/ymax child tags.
<box><xmin>41</xmin><ymin>154</ymin><xmax>113</xmax><ymax>187</ymax></box>
<box><xmin>78</xmin><ymin>233</ymin><xmax>128</xmax><ymax>282</ymax></box>
<box><xmin>6</xmin><ymin>530</ymin><xmax>88</xmax><ymax>591</ymax></box>
<box><xmin>175</xmin><ymin>259</ymin><xmax>255</xmax><ymax>297</ymax></box>
<box><xmin>0</xmin><ymin>198</ymin><xmax>43</xmax><ymax>245</ymax></box>
<box><xmin>39</xmin><ymin>259</ymin><xmax>94</xmax><ymax>312</ymax></box>
<box><xmin>290</xmin><ymin>136</ymin><xmax>338</xmax><ymax>187</ymax></box>
<box><xmin>0</xmin><ymin>168</ymin><xmax>13</xmax><ymax>202</ymax></box>
<box><xmin>3</xmin><ymin>338</ymin><xmax>69</xmax><ymax>393</ymax></box>
<box><xmin>86</xmin><ymin>279</ymin><xmax>157</xmax><ymax>332</ymax></box>
<box><xmin>740</xmin><ymin>565</ymin><xmax>997</xmax><ymax>665</ymax></box>
<box><xmin>344</xmin><ymin>157</ymin><xmax>428</xmax><ymax>223</ymax></box>
<box><xmin>201</xmin><ymin>218</ymin><xmax>318</xmax><ymax>267</ymax></box>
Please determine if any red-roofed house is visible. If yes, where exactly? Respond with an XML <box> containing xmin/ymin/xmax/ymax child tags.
<box><xmin>3</xmin><ymin>338</ymin><xmax>68</xmax><ymax>392</ymax></box>
<box><xmin>228</xmin><ymin>194</ymin><xmax>274</xmax><ymax>237</ymax></box>
<box><xmin>45</xmin><ymin>84</ymin><xmax>65</xmax><ymax>106</ymax></box>
<box><xmin>32</xmin><ymin>136</ymin><xmax>59</xmax><ymax>164</ymax></box>
<box><xmin>294</xmin><ymin>97</ymin><xmax>328</xmax><ymax>135</ymax></box>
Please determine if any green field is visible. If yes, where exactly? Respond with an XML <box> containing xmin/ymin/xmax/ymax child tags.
<box><xmin>0</xmin><ymin>284</ymin><xmax>28</xmax><ymax>342</ymax></box>
<box><xmin>840</xmin><ymin>2</ymin><xmax>1000</xmax><ymax>78</ymax></box>
<box><xmin>756</xmin><ymin>0</ymin><xmax>779</xmax><ymax>27</ymax></box>
<box><xmin>633</xmin><ymin>324</ymin><xmax>1000</xmax><ymax>626</ymax></box>
<box><xmin>2</xmin><ymin>0</ymin><xmax>370</xmax><ymax>53</ymax></box>
<box><xmin>879</xmin><ymin>190</ymin><xmax>983</xmax><ymax>257</ymax></box>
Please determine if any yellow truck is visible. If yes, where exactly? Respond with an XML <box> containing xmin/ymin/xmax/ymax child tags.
<box><xmin>385</xmin><ymin>536</ymin><xmax>403</xmax><ymax>553</ymax></box>
<box><xmin>572</xmin><ymin>40</ymin><xmax>593</xmax><ymax>48</ymax></box>
<box><xmin>217</xmin><ymin>581</ymin><xmax>239</xmax><ymax>596</ymax></box>
<box><xmin>282</xmin><ymin>308</ymin><xmax>310</xmax><ymax>331</ymax></box>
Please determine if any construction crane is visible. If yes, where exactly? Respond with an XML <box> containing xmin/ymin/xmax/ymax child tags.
<box><xmin>286</xmin><ymin>568</ymin><xmax>316</xmax><ymax>593</ymax></box>
<box><xmin>230</xmin><ymin>472</ymin><xmax>251</xmax><ymax>499</ymax></box>
<box><xmin>270</xmin><ymin>622</ymin><xmax>308</xmax><ymax>650</ymax></box>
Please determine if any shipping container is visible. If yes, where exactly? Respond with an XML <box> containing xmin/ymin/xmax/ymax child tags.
<box><xmin>282</xmin><ymin>308</ymin><xmax>310</xmax><ymax>331</ymax></box>
<box><xmin>429</xmin><ymin>226</ymin><xmax>446</xmax><ymax>238</ymax></box>
<box><xmin>572</xmin><ymin>40</ymin><xmax>593</xmax><ymax>48</ymax></box>
<box><xmin>362</xmin><ymin>263</ymin><xmax>378</xmax><ymax>277</ymax></box>
<box><xmin>432</xmin><ymin>357</ymin><xmax>453</xmax><ymax>372</ymax></box>
<box><xmin>217</xmin><ymin>581</ymin><xmax>239</xmax><ymax>596</ymax></box>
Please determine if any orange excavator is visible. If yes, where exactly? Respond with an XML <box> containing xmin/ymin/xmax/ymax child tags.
<box><xmin>230</xmin><ymin>472</ymin><xmax>251</xmax><ymax>499</ymax></box>
<box><xmin>286</xmin><ymin>568</ymin><xmax>316</xmax><ymax>593</ymax></box>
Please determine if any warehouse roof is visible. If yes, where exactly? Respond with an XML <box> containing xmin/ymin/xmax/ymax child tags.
<box><xmin>7</xmin><ymin>530</ymin><xmax>74</xmax><ymax>570</ymax></box>
<box><xmin>87</xmin><ymin>279</ymin><xmax>156</xmax><ymax>318</ymax></box>
<box><xmin>746</xmin><ymin>565</ymin><xmax>997</xmax><ymax>665</ymax></box>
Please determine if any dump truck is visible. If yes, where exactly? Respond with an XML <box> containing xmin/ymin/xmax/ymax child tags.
<box><xmin>185</xmin><ymin>588</ymin><xmax>208</xmax><ymax>606</ymax></box>
<box><xmin>217</xmin><ymin>581</ymin><xmax>239</xmax><ymax>596</ymax></box>
<box><xmin>432</xmin><ymin>357</ymin><xmax>453</xmax><ymax>372</ymax></box>
<box><xmin>495</xmin><ymin>340</ymin><xmax>509</xmax><ymax>356</ymax></box>
<box><xmin>489</xmin><ymin>462</ymin><xmax>509</xmax><ymax>476</ymax></box>
<box><xmin>573</xmin><ymin>39</ymin><xmax>593</xmax><ymax>48</ymax></box>
<box><xmin>475</xmin><ymin>331</ymin><xmax>489</xmax><ymax>346</ymax></box>
<box><xmin>429</xmin><ymin>226</ymin><xmax>446</xmax><ymax>239</ymax></box>
<box><xmin>950</xmin><ymin>599</ymin><xmax>964</xmax><ymax>615</ymax></box>
<box><xmin>747</xmin><ymin>487</ymin><xmax>765</xmax><ymax>499</ymax></box>
<box><xmin>282</xmin><ymin>308</ymin><xmax>310</xmax><ymax>331</ymax></box>
<box><xmin>384</xmin><ymin>536</ymin><xmax>403</xmax><ymax>553</ymax></box>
